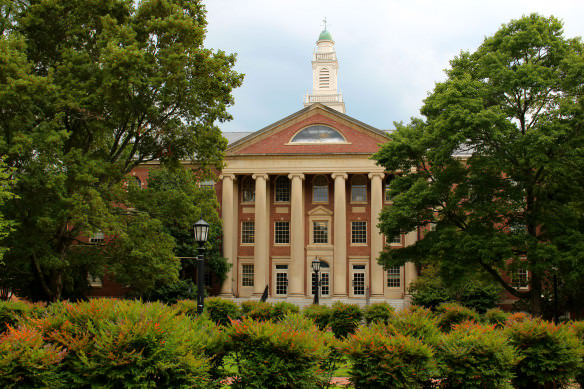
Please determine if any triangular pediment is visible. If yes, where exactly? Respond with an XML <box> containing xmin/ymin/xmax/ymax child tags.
<box><xmin>307</xmin><ymin>205</ymin><xmax>334</xmax><ymax>217</ymax></box>
<box><xmin>226</xmin><ymin>104</ymin><xmax>389</xmax><ymax>156</ymax></box>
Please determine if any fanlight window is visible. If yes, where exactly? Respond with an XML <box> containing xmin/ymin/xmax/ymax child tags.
<box><xmin>291</xmin><ymin>125</ymin><xmax>345</xmax><ymax>143</ymax></box>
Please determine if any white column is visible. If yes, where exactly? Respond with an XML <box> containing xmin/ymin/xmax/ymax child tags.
<box><xmin>288</xmin><ymin>174</ymin><xmax>305</xmax><ymax>297</ymax></box>
<box><xmin>220</xmin><ymin>174</ymin><xmax>235</xmax><ymax>296</ymax></box>
<box><xmin>369</xmin><ymin>172</ymin><xmax>385</xmax><ymax>297</ymax></box>
<box><xmin>332</xmin><ymin>172</ymin><xmax>347</xmax><ymax>296</ymax></box>
<box><xmin>252</xmin><ymin>174</ymin><xmax>269</xmax><ymax>296</ymax></box>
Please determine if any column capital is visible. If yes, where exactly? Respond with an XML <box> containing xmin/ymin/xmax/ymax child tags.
<box><xmin>252</xmin><ymin>173</ymin><xmax>269</xmax><ymax>181</ymax></box>
<box><xmin>368</xmin><ymin>172</ymin><xmax>385</xmax><ymax>180</ymax></box>
<box><xmin>288</xmin><ymin>173</ymin><xmax>305</xmax><ymax>180</ymax></box>
<box><xmin>331</xmin><ymin>172</ymin><xmax>348</xmax><ymax>180</ymax></box>
<box><xmin>220</xmin><ymin>173</ymin><xmax>236</xmax><ymax>181</ymax></box>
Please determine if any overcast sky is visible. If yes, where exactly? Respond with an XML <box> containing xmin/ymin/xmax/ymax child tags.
<box><xmin>203</xmin><ymin>0</ymin><xmax>584</xmax><ymax>132</ymax></box>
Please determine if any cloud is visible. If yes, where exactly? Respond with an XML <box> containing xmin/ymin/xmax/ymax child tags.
<box><xmin>204</xmin><ymin>0</ymin><xmax>584</xmax><ymax>132</ymax></box>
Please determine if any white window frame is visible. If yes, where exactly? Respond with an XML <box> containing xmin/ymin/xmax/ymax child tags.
<box><xmin>241</xmin><ymin>221</ymin><xmax>255</xmax><ymax>244</ymax></box>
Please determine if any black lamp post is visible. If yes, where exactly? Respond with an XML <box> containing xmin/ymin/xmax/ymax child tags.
<box><xmin>194</xmin><ymin>218</ymin><xmax>209</xmax><ymax>315</ymax></box>
<box><xmin>312</xmin><ymin>257</ymin><xmax>321</xmax><ymax>305</ymax></box>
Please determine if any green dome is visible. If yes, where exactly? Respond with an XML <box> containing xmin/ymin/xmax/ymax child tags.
<box><xmin>318</xmin><ymin>29</ymin><xmax>333</xmax><ymax>41</ymax></box>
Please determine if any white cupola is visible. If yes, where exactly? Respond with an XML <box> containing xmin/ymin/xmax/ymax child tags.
<box><xmin>303</xmin><ymin>25</ymin><xmax>346</xmax><ymax>113</ymax></box>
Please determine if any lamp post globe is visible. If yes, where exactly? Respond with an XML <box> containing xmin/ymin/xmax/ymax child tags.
<box><xmin>194</xmin><ymin>219</ymin><xmax>209</xmax><ymax>314</ymax></box>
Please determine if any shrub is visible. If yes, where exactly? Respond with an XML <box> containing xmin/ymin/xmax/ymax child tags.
<box><xmin>435</xmin><ymin>302</ymin><xmax>480</xmax><ymax>332</ymax></box>
<box><xmin>363</xmin><ymin>302</ymin><xmax>394</xmax><ymax>325</ymax></box>
<box><xmin>270</xmin><ymin>301</ymin><xmax>299</xmax><ymax>321</ymax></box>
<box><xmin>303</xmin><ymin>304</ymin><xmax>331</xmax><ymax>330</ymax></box>
<box><xmin>482</xmin><ymin>307</ymin><xmax>510</xmax><ymax>328</ymax></box>
<box><xmin>457</xmin><ymin>280</ymin><xmax>502</xmax><ymax>314</ymax></box>
<box><xmin>572</xmin><ymin>321</ymin><xmax>584</xmax><ymax>389</ymax></box>
<box><xmin>240</xmin><ymin>301</ymin><xmax>273</xmax><ymax>321</ymax></box>
<box><xmin>34</xmin><ymin>299</ymin><xmax>217</xmax><ymax>388</ymax></box>
<box><xmin>505</xmin><ymin>311</ymin><xmax>532</xmax><ymax>325</ymax></box>
<box><xmin>437</xmin><ymin>321</ymin><xmax>518</xmax><ymax>388</ymax></box>
<box><xmin>174</xmin><ymin>299</ymin><xmax>200</xmax><ymax>317</ymax></box>
<box><xmin>342</xmin><ymin>323</ymin><xmax>435</xmax><ymax>388</ymax></box>
<box><xmin>205</xmin><ymin>297</ymin><xmax>240</xmax><ymax>326</ymax></box>
<box><xmin>389</xmin><ymin>306</ymin><xmax>441</xmax><ymax>342</ymax></box>
<box><xmin>0</xmin><ymin>324</ymin><xmax>66</xmax><ymax>388</ymax></box>
<box><xmin>0</xmin><ymin>300</ymin><xmax>45</xmax><ymax>333</ymax></box>
<box><xmin>507</xmin><ymin>318</ymin><xmax>582</xmax><ymax>389</ymax></box>
<box><xmin>328</xmin><ymin>302</ymin><xmax>362</xmax><ymax>338</ymax></box>
<box><xmin>226</xmin><ymin>313</ymin><xmax>334</xmax><ymax>388</ymax></box>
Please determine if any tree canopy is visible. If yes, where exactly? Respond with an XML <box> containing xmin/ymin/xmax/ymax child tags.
<box><xmin>0</xmin><ymin>0</ymin><xmax>242</xmax><ymax>301</ymax></box>
<box><xmin>374</xmin><ymin>14</ymin><xmax>584</xmax><ymax>315</ymax></box>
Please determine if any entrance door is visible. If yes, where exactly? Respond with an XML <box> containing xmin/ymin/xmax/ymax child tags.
<box><xmin>311</xmin><ymin>260</ymin><xmax>330</xmax><ymax>297</ymax></box>
<box><xmin>351</xmin><ymin>264</ymin><xmax>366</xmax><ymax>297</ymax></box>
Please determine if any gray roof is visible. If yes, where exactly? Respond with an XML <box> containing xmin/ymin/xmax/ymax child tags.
<box><xmin>223</xmin><ymin>132</ymin><xmax>253</xmax><ymax>145</ymax></box>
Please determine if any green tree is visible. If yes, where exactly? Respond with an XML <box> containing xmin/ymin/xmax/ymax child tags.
<box><xmin>374</xmin><ymin>14</ymin><xmax>584</xmax><ymax>315</ymax></box>
<box><xmin>0</xmin><ymin>0</ymin><xmax>242</xmax><ymax>301</ymax></box>
<box><xmin>125</xmin><ymin>165</ymin><xmax>230</xmax><ymax>300</ymax></box>
<box><xmin>0</xmin><ymin>160</ymin><xmax>16</xmax><ymax>264</ymax></box>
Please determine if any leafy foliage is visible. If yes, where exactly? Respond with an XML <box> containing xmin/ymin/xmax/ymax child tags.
<box><xmin>205</xmin><ymin>297</ymin><xmax>240</xmax><ymax>326</ymax></box>
<box><xmin>435</xmin><ymin>302</ymin><xmax>480</xmax><ymax>332</ymax></box>
<box><xmin>437</xmin><ymin>321</ymin><xmax>518</xmax><ymax>388</ymax></box>
<box><xmin>0</xmin><ymin>300</ymin><xmax>45</xmax><ymax>333</ymax></box>
<box><xmin>363</xmin><ymin>302</ymin><xmax>395</xmax><ymax>325</ymax></box>
<box><xmin>0</xmin><ymin>324</ymin><xmax>66</xmax><ymax>388</ymax></box>
<box><xmin>32</xmin><ymin>299</ymin><xmax>218</xmax><ymax>388</ymax></box>
<box><xmin>373</xmin><ymin>14</ymin><xmax>584</xmax><ymax>315</ymax></box>
<box><xmin>226</xmin><ymin>314</ymin><xmax>335</xmax><ymax>388</ymax></box>
<box><xmin>342</xmin><ymin>323</ymin><xmax>435</xmax><ymax>388</ymax></box>
<box><xmin>0</xmin><ymin>0</ymin><xmax>242</xmax><ymax>301</ymax></box>
<box><xmin>506</xmin><ymin>318</ymin><xmax>583</xmax><ymax>388</ymax></box>
<box><xmin>302</xmin><ymin>304</ymin><xmax>332</xmax><ymax>331</ymax></box>
<box><xmin>388</xmin><ymin>306</ymin><xmax>442</xmax><ymax>342</ymax></box>
<box><xmin>328</xmin><ymin>302</ymin><xmax>363</xmax><ymax>338</ymax></box>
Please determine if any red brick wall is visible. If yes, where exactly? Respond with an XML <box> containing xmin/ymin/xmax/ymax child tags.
<box><xmin>233</xmin><ymin>114</ymin><xmax>386</xmax><ymax>155</ymax></box>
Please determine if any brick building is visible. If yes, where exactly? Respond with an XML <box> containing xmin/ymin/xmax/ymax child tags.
<box><xmin>216</xmin><ymin>28</ymin><xmax>419</xmax><ymax>308</ymax></box>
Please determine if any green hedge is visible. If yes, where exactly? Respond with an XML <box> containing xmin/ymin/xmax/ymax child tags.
<box><xmin>507</xmin><ymin>318</ymin><xmax>582</xmax><ymax>389</ymax></box>
<box><xmin>225</xmin><ymin>313</ymin><xmax>335</xmax><ymax>388</ymax></box>
<box><xmin>363</xmin><ymin>302</ymin><xmax>394</xmax><ymax>325</ymax></box>
<box><xmin>342</xmin><ymin>323</ymin><xmax>435</xmax><ymax>388</ymax></box>
<box><xmin>0</xmin><ymin>300</ymin><xmax>45</xmax><ymax>333</ymax></box>
<box><xmin>436</xmin><ymin>321</ymin><xmax>518</xmax><ymax>388</ymax></box>
<box><xmin>435</xmin><ymin>302</ymin><xmax>480</xmax><ymax>332</ymax></box>
<box><xmin>20</xmin><ymin>299</ymin><xmax>218</xmax><ymax>388</ymax></box>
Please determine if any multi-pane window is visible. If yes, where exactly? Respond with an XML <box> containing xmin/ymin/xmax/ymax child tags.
<box><xmin>90</xmin><ymin>231</ymin><xmax>105</xmax><ymax>243</ymax></box>
<box><xmin>390</xmin><ymin>235</ymin><xmax>401</xmax><ymax>245</ymax></box>
<box><xmin>242</xmin><ymin>176</ymin><xmax>255</xmax><ymax>202</ymax></box>
<box><xmin>512</xmin><ymin>268</ymin><xmax>529</xmax><ymax>289</ymax></box>
<box><xmin>351</xmin><ymin>221</ymin><xmax>367</xmax><ymax>244</ymax></box>
<box><xmin>351</xmin><ymin>175</ymin><xmax>367</xmax><ymax>202</ymax></box>
<box><xmin>199</xmin><ymin>179</ymin><xmax>214</xmax><ymax>190</ymax></box>
<box><xmin>313</xmin><ymin>221</ymin><xmax>328</xmax><ymax>243</ymax></box>
<box><xmin>387</xmin><ymin>267</ymin><xmax>401</xmax><ymax>287</ymax></box>
<box><xmin>241</xmin><ymin>221</ymin><xmax>255</xmax><ymax>244</ymax></box>
<box><xmin>242</xmin><ymin>264</ymin><xmax>254</xmax><ymax>287</ymax></box>
<box><xmin>275</xmin><ymin>176</ymin><xmax>290</xmax><ymax>202</ymax></box>
<box><xmin>274</xmin><ymin>221</ymin><xmax>290</xmax><ymax>244</ymax></box>
<box><xmin>352</xmin><ymin>265</ymin><xmax>366</xmax><ymax>295</ymax></box>
<box><xmin>275</xmin><ymin>265</ymin><xmax>288</xmax><ymax>295</ymax></box>
<box><xmin>313</xmin><ymin>175</ymin><xmax>328</xmax><ymax>202</ymax></box>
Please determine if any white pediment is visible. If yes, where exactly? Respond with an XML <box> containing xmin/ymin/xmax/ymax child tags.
<box><xmin>307</xmin><ymin>205</ymin><xmax>333</xmax><ymax>216</ymax></box>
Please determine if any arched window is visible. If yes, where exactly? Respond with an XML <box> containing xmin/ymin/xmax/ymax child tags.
<box><xmin>312</xmin><ymin>175</ymin><xmax>329</xmax><ymax>202</ymax></box>
<box><xmin>242</xmin><ymin>176</ymin><xmax>255</xmax><ymax>202</ymax></box>
<box><xmin>290</xmin><ymin>125</ymin><xmax>345</xmax><ymax>143</ymax></box>
<box><xmin>275</xmin><ymin>176</ymin><xmax>290</xmax><ymax>202</ymax></box>
<box><xmin>351</xmin><ymin>175</ymin><xmax>367</xmax><ymax>202</ymax></box>
<box><xmin>319</xmin><ymin>68</ymin><xmax>330</xmax><ymax>89</ymax></box>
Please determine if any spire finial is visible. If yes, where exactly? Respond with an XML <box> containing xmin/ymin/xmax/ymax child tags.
<box><xmin>322</xmin><ymin>17</ymin><xmax>327</xmax><ymax>31</ymax></box>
